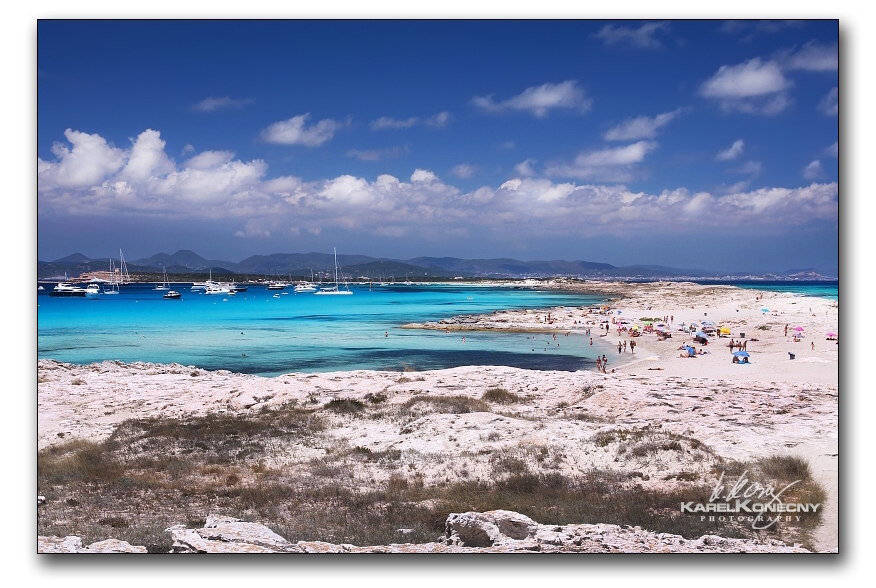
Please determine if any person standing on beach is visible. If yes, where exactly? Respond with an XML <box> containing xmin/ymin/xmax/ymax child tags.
<box><xmin>742</xmin><ymin>340</ymin><xmax>747</xmax><ymax>351</ymax></box>
<box><xmin>623</xmin><ymin>340</ymin><xmax>627</xmax><ymax>352</ymax></box>
<box><xmin>618</xmin><ymin>342</ymin><xmax>622</xmax><ymax>354</ymax></box>
<box><xmin>811</xmin><ymin>341</ymin><xmax>815</xmax><ymax>351</ymax></box>
<box><xmin>596</xmin><ymin>357</ymin><xmax>602</xmax><ymax>371</ymax></box>
<box><xmin>590</xmin><ymin>337</ymin><xmax>593</xmax><ymax>346</ymax></box>
<box><xmin>785</xmin><ymin>324</ymin><xmax>788</xmax><ymax>337</ymax></box>
<box><xmin>630</xmin><ymin>340</ymin><xmax>635</xmax><ymax>353</ymax></box>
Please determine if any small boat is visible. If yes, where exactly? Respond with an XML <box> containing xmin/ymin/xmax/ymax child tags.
<box><xmin>85</xmin><ymin>283</ymin><xmax>101</xmax><ymax>299</ymax></box>
<box><xmin>103</xmin><ymin>259</ymin><xmax>120</xmax><ymax>295</ymax></box>
<box><xmin>273</xmin><ymin>293</ymin><xmax>280</xmax><ymax>298</ymax></box>
<box><xmin>154</xmin><ymin>267</ymin><xmax>170</xmax><ymax>291</ymax></box>
<box><xmin>230</xmin><ymin>283</ymin><xmax>247</xmax><ymax>292</ymax></box>
<box><xmin>163</xmin><ymin>290</ymin><xmax>181</xmax><ymax>300</ymax></box>
<box><xmin>314</xmin><ymin>248</ymin><xmax>353</xmax><ymax>295</ymax></box>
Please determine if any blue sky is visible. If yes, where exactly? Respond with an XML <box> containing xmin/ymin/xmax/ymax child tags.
<box><xmin>37</xmin><ymin>20</ymin><xmax>838</xmax><ymax>272</ymax></box>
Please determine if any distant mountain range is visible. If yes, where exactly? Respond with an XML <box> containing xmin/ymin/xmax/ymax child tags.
<box><xmin>37</xmin><ymin>249</ymin><xmax>838</xmax><ymax>281</ymax></box>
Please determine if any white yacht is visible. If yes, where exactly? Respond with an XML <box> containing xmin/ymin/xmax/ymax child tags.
<box><xmin>85</xmin><ymin>283</ymin><xmax>101</xmax><ymax>298</ymax></box>
<box><xmin>50</xmin><ymin>279</ymin><xmax>87</xmax><ymax>297</ymax></box>
<box><xmin>314</xmin><ymin>248</ymin><xmax>353</xmax><ymax>295</ymax></box>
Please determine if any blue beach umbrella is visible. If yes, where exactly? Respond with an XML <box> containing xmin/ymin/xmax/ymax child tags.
<box><xmin>694</xmin><ymin>331</ymin><xmax>708</xmax><ymax>338</ymax></box>
<box><xmin>732</xmin><ymin>351</ymin><xmax>750</xmax><ymax>357</ymax></box>
<box><xmin>761</xmin><ymin>308</ymin><xmax>770</xmax><ymax>313</ymax></box>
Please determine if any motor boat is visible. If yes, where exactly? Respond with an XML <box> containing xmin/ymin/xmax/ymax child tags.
<box><xmin>163</xmin><ymin>290</ymin><xmax>181</xmax><ymax>300</ymax></box>
<box><xmin>49</xmin><ymin>282</ymin><xmax>87</xmax><ymax>297</ymax></box>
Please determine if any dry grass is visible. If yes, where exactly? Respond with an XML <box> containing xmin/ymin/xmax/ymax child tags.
<box><xmin>37</xmin><ymin>402</ymin><xmax>825</xmax><ymax>552</ymax></box>
<box><xmin>481</xmin><ymin>387</ymin><xmax>522</xmax><ymax>404</ymax></box>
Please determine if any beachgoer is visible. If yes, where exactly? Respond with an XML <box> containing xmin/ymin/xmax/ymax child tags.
<box><xmin>671</xmin><ymin>315</ymin><xmax>673</xmax><ymax>323</ymax></box>
<box><xmin>553</xmin><ymin>333</ymin><xmax>556</xmax><ymax>341</ymax></box>
<box><xmin>602</xmin><ymin>354</ymin><xmax>607</xmax><ymax>367</ymax></box>
<box><xmin>596</xmin><ymin>357</ymin><xmax>602</xmax><ymax>370</ymax></box>
<box><xmin>784</xmin><ymin>324</ymin><xmax>788</xmax><ymax>337</ymax></box>
<box><xmin>742</xmin><ymin>340</ymin><xmax>747</xmax><ymax>351</ymax></box>
<box><xmin>730</xmin><ymin>339</ymin><xmax>735</xmax><ymax>352</ymax></box>
<box><xmin>618</xmin><ymin>342</ymin><xmax>622</xmax><ymax>354</ymax></box>
<box><xmin>811</xmin><ymin>342</ymin><xmax>815</xmax><ymax>351</ymax></box>
<box><xmin>630</xmin><ymin>340</ymin><xmax>636</xmax><ymax>353</ymax></box>
<box><xmin>733</xmin><ymin>356</ymin><xmax>739</xmax><ymax>364</ymax></box>
<box><xmin>385</xmin><ymin>331</ymin><xmax>388</xmax><ymax>337</ymax></box>
<box><xmin>623</xmin><ymin>340</ymin><xmax>627</xmax><ymax>352</ymax></box>
<box><xmin>462</xmin><ymin>336</ymin><xmax>466</xmax><ymax>343</ymax></box>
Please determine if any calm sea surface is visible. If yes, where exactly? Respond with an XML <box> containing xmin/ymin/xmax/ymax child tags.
<box><xmin>38</xmin><ymin>284</ymin><xmax>614</xmax><ymax>376</ymax></box>
<box><xmin>693</xmin><ymin>280</ymin><xmax>838</xmax><ymax>301</ymax></box>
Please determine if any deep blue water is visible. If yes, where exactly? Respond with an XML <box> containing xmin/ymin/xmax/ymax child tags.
<box><xmin>38</xmin><ymin>284</ymin><xmax>613</xmax><ymax>376</ymax></box>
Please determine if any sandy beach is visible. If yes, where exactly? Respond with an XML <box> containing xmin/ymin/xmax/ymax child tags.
<box><xmin>37</xmin><ymin>281</ymin><xmax>838</xmax><ymax>552</ymax></box>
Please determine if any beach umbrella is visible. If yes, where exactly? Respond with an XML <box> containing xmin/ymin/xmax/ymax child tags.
<box><xmin>826</xmin><ymin>332</ymin><xmax>837</xmax><ymax>337</ymax></box>
<box><xmin>718</xmin><ymin>327</ymin><xmax>731</xmax><ymax>334</ymax></box>
<box><xmin>694</xmin><ymin>331</ymin><xmax>708</xmax><ymax>338</ymax></box>
<box><xmin>761</xmin><ymin>308</ymin><xmax>770</xmax><ymax>313</ymax></box>
<box><xmin>793</xmin><ymin>326</ymin><xmax>805</xmax><ymax>332</ymax></box>
<box><xmin>732</xmin><ymin>351</ymin><xmax>750</xmax><ymax>357</ymax></box>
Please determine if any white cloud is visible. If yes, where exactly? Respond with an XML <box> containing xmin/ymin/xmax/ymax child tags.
<box><xmin>545</xmin><ymin>141</ymin><xmax>657</xmax><ymax>181</ymax></box>
<box><xmin>826</xmin><ymin>141</ymin><xmax>838</xmax><ymax>157</ymax></box>
<box><xmin>181</xmin><ymin>144</ymin><xmax>195</xmax><ymax>155</ymax></box>
<box><xmin>716</xmin><ymin>139</ymin><xmax>745</xmax><ymax>161</ymax></box>
<box><xmin>803</xmin><ymin>160</ymin><xmax>823</xmax><ymax>180</ymax></box>
<box><xmin>499</xmin><ymin>140</ymin><xmax>515</xmax><ymax>150</ymax></box>
<box><xmin>38</xmin><ymin>127</ymin><xmax>837</xmax><ymax>242</ymax></box>
<box><xmin>371</xmin><ymin>116</ymin><xmax>419</xmax><ymax>130</ymax></box>
<box><xmin>700</xmin><ymin>58</ymin><xmax>791</xmax><ymax>114</ymax></box>
<box><xmin>450</xmin><ymin>164</ymin><xmax>476</xmax><ymax>179</ymax></box>
<box><xmin>121</xmin><ymin>130</ymin><xmax>175</xmax><ymax>182</ymax></box>
<box><xmin>39</xmin><ymin>129</ymin><xmax>126</xmax><ymax>189</ymax></box>
<box><xmin>260</xmin><ymin>113</ymin><xmax>343</xmax><ymax>146</ymax></box>
<box><xmin>193</xmin><ymin>96</ymin><xmax>253</xmax><ymax>112</ymax></box>
<box><xmin>371</xmin><ymin>111</ymin><xmax>451</xmax><ymax>130</ymax></box>
<box><xmin>346</xmin><ymin>146</ymin><xmax>408</xmax><ymax>162</ymax></box>
<box><xmin>514</xmin><ymin>159</ymin><xmax>537</xmax><ymax>177</ymax></box>
<box><xmin>411</xmin><ymin>169</ymin><xmax>438</xmax><ymax>183</ymax></box>
<box><xmin>739</xmin><ymin>161</ymin><xmax>762</xmax><ymax>175</ymax></box>
<box><xmin>819</xmin><ymin>87</ymin><xmax>838</xmax><ymax>116</ymax></box>
<box><xmin>603</xmin><ymin>108</ymin><xmax>684</xmax><ymax>141</ymax></box>
<box><xmin>426</xmin><ymin>111</ymin><xmax>451</xmax><ymax>127</ymax></box>
<box><xmin>782</xmin><ymin>41</ymin><xmax>838</xmax><ymax>72</ymax></box>
<box><xmin>593</xmin><ymin>22</ymin><xmax>669</xmax><ymax>49</ymax></box>
<box><xmin>472</xmin><ymin>81</ymin><xmax>592</xmax><ymax>117</ymax></box>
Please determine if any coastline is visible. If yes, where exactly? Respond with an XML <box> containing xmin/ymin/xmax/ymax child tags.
<box><xmin>37</xmin><ymin>281</ymin><xmax>838</xmax><ymax>552</ymax></box>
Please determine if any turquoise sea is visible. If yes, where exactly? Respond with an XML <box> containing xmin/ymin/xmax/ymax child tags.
<box><xmin>693</xmin><ymin>280</ymin><xmax>839</xmax><ymax>301</ymax></box>
<box><xmin>38</xmin><ymin>284</ymin><xmax>614</xmax><ymax>376</ymax></box>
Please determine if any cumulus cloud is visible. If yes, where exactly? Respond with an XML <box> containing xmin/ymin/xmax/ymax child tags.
<box><xmin>826</xmin><ymin>141</ymin><xmax>838</xmax><ymax>157</ymax></box>
<box><xmin>261</xmin><ymin>113</ymin><xmax>344</xmax><ymax>146</ymax></box>
<box><xmin>38</xmin><ymin>129</ymin><xmax>126</xmax><ymax>189</ymax></box>
<box><xmin>472</xmin><ymin>81</ymin><xmax>592</xmax><ymax>117</ymax></box>
<box><xmin>700</xmin><ymin>58</ymin><xmax>791</xmax><ymax>114</ymax></box>
<box><xmin>716</xmin><ymin>139</ymin><xmax>745</xmax><ymax>161</ymax></box>
<box><xmin>193</xmin><ymin>96</ymin><xmax>254</xmax><ymax>112</ymax></box>
<box><xmin>603</xmin><ymin>108</ymin><xmax>684</xmax><ymax>141</ymax></box>
<box><xmin>803</xmin><ymin>160</ymin><xmax>823</xmax><ymax>180</ymax></box>
<box><xmin>450</xmin><ymin>164</ymin><xmax>476</xmax><ymax>179</ymax></box>
<box><xmin>593</xmin><ymin>22</ymin><xmax>669</xmax><ymax>49</ymax></box>
<box><xmin>38</xmin><ymin>127</ymin><xmax>837</xmax><ymax>241</ymax></box>
<box><xmin>819</xmin><ymin>87</ymin><xmax>838</xmax><ymax>116</ymax></box>
<box><xmin>371</xmin><ymin>111</ymin><xmax>451</xmax><ymax>130</ymax></box>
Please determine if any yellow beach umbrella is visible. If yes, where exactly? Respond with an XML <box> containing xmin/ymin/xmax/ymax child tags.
<box><xmin>718</xmin><ymin>326</ymin><xmax>731</xmax><ymax>334</ymax></box>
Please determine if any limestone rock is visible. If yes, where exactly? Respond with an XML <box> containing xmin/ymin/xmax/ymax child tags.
<box><xmin>38</xmin><ymin>535</ymin><xmax>147</xmax><ymax>553</ymax></box>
